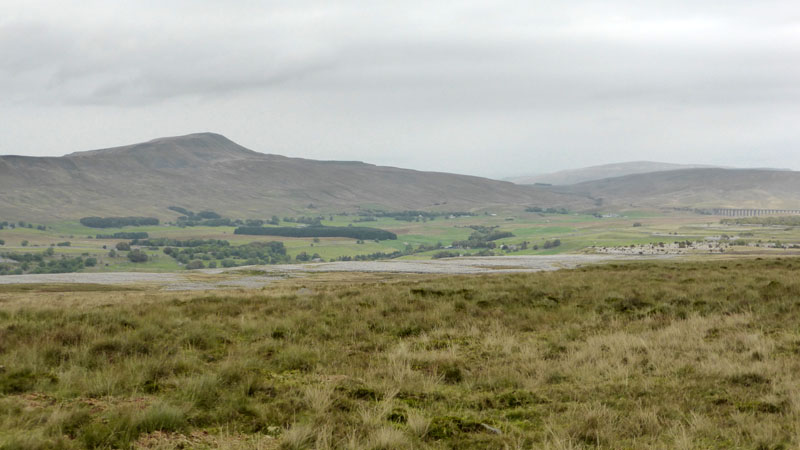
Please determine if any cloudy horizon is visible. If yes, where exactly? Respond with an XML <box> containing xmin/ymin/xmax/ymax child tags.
<box><xmin>1</xmin><ymin>0</ymin><xmax>798</xmax><ymax>178</ymax></box>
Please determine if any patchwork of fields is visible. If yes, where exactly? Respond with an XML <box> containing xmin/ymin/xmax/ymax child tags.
<box><xmin>3</xmin><ymin>210</ymin><xmax>800</xmax><ymax>275</ymax></box>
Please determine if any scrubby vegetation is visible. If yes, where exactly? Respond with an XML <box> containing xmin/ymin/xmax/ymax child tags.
<box><xmin>0</xmin><ymin>251</ymin><xmax>92</xmax><ymax>275</ymax></box>
<box><xmin>2</xmin><ymin>259</ymin><xmax>800</xmax><ymax>448</ymax></box>
<box><xmin>95</xmin><ymin>232</ymin><xmax>149</xmax><ymax>240</ymax></box>
<box><xmin>235</xmin><ymin>225</ymin><xmax>397</xmax><ymax>241</ymax></box>
<box><xmin>80</xmin><ymin>217</ymin><xmax>159</xmax><ymax>228</ymax></box>
<box><xmin>161</xmin><ymin>241</ymin><xmax>289</xmax><ymax>267</ymax></box>
<box><xmin>722</xmin><ymin>216</ymin><xmax>800</xmax><ymax>226</ymax></box>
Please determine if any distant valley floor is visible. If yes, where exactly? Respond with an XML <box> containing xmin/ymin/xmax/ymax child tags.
<box><xmin>0</xmin><ymin>254</ymin><xmax>666</xmax><ymax>290</ymax></box>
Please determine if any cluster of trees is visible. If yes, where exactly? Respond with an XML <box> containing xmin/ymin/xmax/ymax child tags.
<box><xmin>109</xmin><ymin>242</ymin><xmax>148</xmax><ymax>262</ymax></box>
<box><xmin>127</xmin><ymin>249</ymin><xmax>148</xmax><ymax>263</ymax></box>
<box><xmin>168</xmin><ymin>207</ymin><xmax>244</xmax><ymax>227</ymax></box>
<box><xmin>467</xmin><ymin>225</ymin><xmax>514</xmax><ymax>241</ymax></box>
<box><xmin>162</xmin><ymin>241</ymin><xmax>288</xmax><ymax>267</ymax></box>
<box><xmin>721</xmin><ymin>216</ymin><xmax>800</xmax><ymax>227</ymax></box>
<box><xmin>295</xmin><ymin>251</ymin><xmax>323</xmax><ymax>262</ymax></box>
<box><xmin>0</xmin><ymin>251</ymin><xmax>94</xmax><ymax>275</ymax></box>
<box><xmin>542</xmin><ymin>239</ymin><xmax>562</xmax><ymax>249</ymax></box>
<box><xmin>168</xmin><ymin>206</ymin><xmax>221</xmax><ymax>219</ymax></box>
<box><xmin>96</xmin><ymin>232</ymin><xmax>149</xmax><ymax>239</ymax></box>
<box><xmin>452</xmin><ymin>226</ymin><xmax>514</xmax><ymax>249</ymax></box>
<box><xmin>80</xmin><ymin>217</ymin><xmax>159</xmax><ymax>228</ymax></box>
<box><xmin>0</xmin><ymin>221</ymin><xmax>47</xmax><ymax>231</ymax></box>
<box><xmin>526</xmin><ymin>207</ymin><xmax>570</xmax><ymax>214</ymax></box>
<box><xmin>234</xmin><ymin>225</ymin><xmax>397</xmax><ymax>241</ymax></box>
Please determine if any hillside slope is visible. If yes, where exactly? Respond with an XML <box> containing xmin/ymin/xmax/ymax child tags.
<box><xmin>562</xmin><ymin>168</ymin><xmax>800</xmax><ymax>209</ymax></box>
<box><xmin>0</xmin><ymin>133</ymin><xmax>589</xmax><ymax>221</ymax></box>
<box><xmin>507</xmin><ymin>161</ymin><xmax>720</xmax><ymax>185</ymax></box>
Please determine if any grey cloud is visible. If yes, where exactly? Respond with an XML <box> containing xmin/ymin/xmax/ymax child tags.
<box><xmin>0</xmin><ymin>0</ymin><xmax>798</xmax><ymax>176</ymax></box>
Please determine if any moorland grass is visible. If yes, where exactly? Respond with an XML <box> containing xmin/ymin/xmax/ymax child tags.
<box><xmin>1</xmin><ymin>258</ymin><xmax>800</xmax><ymax>448</ymax></box>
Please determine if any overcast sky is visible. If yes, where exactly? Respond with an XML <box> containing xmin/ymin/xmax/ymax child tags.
<box><xmin>1</xmin><ymin>1</ymin><xmax>798</xmax><ymax>178</ymax></box>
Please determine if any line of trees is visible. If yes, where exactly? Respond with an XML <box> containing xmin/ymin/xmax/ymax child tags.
<box><xmin>234</xmin><ymin>225</ymin><xmax>397</xmax><ymax>241</ymax></box>
<box><xmin>96</xmin><ymin>232</ymin><xmax>149</xmax><ymax>239</ymax></box>
<box><xmin>0</xmin><ymin>221</ymin><xmax>47</xmax><ymax>231</ymax></box>
<box><xmin>131</xmin><ymin>238</ymin><xmax>229</xmax><ymax>248</ymax></box>
<box><xmin>80</xmin><ymin>217</ymin><xmax>159</xmax><ymax>228</ymax></box>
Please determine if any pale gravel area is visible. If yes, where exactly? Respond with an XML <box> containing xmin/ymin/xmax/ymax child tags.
<box><xmin>0</xmin><ymin>272</ymin><xmax>181</xmax><ymax>285</ymax></box>
<box><xmin>253</xmin><ymin>254</ymin><xmax>644</xmax><ymax>274</ymax></box>
<box><xmin>0</xmin><ymin>255</ymin><xmax>667</xmax><ymax>290</ymax></box>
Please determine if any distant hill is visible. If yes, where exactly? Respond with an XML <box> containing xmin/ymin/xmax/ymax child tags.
<box><xmin>0</xmin><ymin>133</ymin><xmax>590</xmax><ymax>221</ymax></box>
<box><xmin>507</xmin><ymin>161</ymin><xmax>721</xmax><ymax>185</ymax></box>
<box><xmin>561</xmin><ymin>168</ymin><xmax>800</xmax><ymax>209</ymax></box>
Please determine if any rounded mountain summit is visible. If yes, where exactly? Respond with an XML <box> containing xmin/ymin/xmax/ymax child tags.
<box><xmin>0</xmin><ymin>133</ymin><xmax>584</xmax><ymax>220</ymax></box>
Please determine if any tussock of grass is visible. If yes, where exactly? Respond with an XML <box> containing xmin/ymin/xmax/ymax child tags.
<box><xmin>1</xmin><ymin>258</ymin><xmax>800</xmax><ymax>448</ymax></box>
